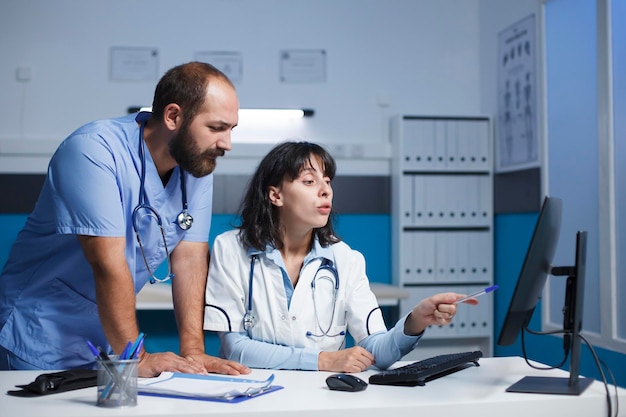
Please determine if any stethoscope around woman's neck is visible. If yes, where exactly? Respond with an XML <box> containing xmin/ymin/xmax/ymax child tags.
<box><xmin>243</xmin><ymin>254</ymin><xmax>344</xmax><ymax>338</ymax></box>
<box><xmin>132</xmin><ymin>113</ymin><xmax>194</xmax><ymax>283</ymax></box>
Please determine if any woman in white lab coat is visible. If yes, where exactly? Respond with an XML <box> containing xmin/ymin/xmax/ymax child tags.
<box><xmin>204</xmin><ymin>141</ymin><xmax>475</xmax><ymax>372</ymax></box>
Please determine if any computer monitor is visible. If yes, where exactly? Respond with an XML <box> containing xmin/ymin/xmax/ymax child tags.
<box><xmin>497</xmin><ymin>196</ymin><xmax>593</xmax><ymax>395</ymax></box>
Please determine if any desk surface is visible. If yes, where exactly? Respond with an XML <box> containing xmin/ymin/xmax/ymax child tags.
<box><xmin>1</xmin><ymin>357</ymin><xmax>624</xmax><ymax>417</ymax></box>
<box><xmin>136</xmin><ymin>282</ymin><xmax>409</xmax><ymax>309</ymax></box>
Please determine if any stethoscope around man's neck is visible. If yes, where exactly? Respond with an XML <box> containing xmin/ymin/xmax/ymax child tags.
<box><xmin>132</xmin><ymin>113</ymin><xmax>194</xmax><ymax>284</ymax></box>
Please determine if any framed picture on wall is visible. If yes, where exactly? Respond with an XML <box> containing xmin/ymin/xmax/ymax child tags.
<box><xmin>195</xmin><ymin>51</ymin><xmax>243</xmax><ymax>84</ymax></box>
<box><xmin>279</xmin><ymin>49</ymin><xmax>326</xmax><ymax>83</ymax></box>
<box><xmin>109</xmin><ymin>47</ymin><xmax>159</xmax><ymax>81</ymax></box>
<box><xmin>496</xmin><ymin>14</ymin><xmax>538</xmax><ymax>173</ymax></box>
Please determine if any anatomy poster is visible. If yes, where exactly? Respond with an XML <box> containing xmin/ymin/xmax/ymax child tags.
<box><xmin>496</xmin><ymin>14</ymin><xmax>538</xmax><ymax>172</ymax></box>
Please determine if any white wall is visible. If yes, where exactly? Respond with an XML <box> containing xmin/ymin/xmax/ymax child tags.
<box><xmin>0</xmin><ymin>0</ymin><xmax>484</xmax><ymax>174</ymax></box>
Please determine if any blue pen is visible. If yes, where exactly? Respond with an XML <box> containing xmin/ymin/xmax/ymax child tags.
<box><xmin>120</xmin><ymin>341</ymin><xmax>132</xmax><ymax>360</ymax></box>
<box><xmin>454</xmin><ymin>285</ymin><xmax>499</xmax><ymax>304</ymax></box>
<box><xmin>128</xmin><ymin>333</ymin><xmax>145</xmax><ymax>359</ymax></box>
<box><xmin>127</xmin><ymin>333</ymin><xmax>144</xmax><ymax>358</ymax></box>
<box><xmin>132</xmin><ymin>337</ymin><xmax>144</xmax><ymax>359</ymax></box>
<box><xmin>87</xmin><ymin>340</ymin><xmax>103</xmax><ymax>359</ymax></box>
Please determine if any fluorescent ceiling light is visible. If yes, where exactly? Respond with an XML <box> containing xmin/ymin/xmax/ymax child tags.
<box><xmin>126</xmin><ymin>106</ymin><xmax>314</xmax><ymax>123</ymax></box>
<box><xmin>238</xmin><ymin>108</ymin><xmax>314</xmax><ymax>122</ymax></box>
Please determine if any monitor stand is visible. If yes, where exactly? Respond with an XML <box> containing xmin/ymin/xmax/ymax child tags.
<box><xmin>506</xmin><ymin>375</ymin><xmax>594</xmax><ymax>395</ymax></box>
<box><xmin>508</xmin><ymin>232</ymin><xmax>593</xmax><ymax>396</ymax></box>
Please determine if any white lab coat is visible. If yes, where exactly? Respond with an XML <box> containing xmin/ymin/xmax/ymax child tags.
<box><xmin>204</xmin><ymin>229</ymin><xmax>386</xmax><ymax>352</ymax></box>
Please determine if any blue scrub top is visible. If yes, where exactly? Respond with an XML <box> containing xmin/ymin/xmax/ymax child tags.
<box><xmin>0</xmin><ymin>113</ymin><xmax>213</xmax><ymax>369</ymax></box>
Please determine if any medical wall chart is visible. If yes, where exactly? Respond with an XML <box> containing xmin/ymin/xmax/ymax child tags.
<box><xmin>496</xmin><ymin>14</ymin><xmax>538</xmax><ymax>173</ymax></box>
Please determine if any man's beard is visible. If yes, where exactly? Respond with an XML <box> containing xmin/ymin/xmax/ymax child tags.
<box><xmin>169</xmin><ymin>122</ymin><xmax>225</xmax><ymax>178</ymax></box>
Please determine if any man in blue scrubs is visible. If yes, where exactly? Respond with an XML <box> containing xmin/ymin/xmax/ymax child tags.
<box><xmin>0</xmin><ymin>62</ymin><xmax>249</xmax><ymax>377</ymax></box>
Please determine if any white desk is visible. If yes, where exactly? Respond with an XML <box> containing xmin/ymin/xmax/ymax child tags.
<box><xmin>1</xmin><ymin>357</ymin><xmax>624</xmax><ymax>417</ymax></box>
<box><xmin>136</xmin><ymin>282</ymin><xmax>409</xmax><ymax>309</ymax></box>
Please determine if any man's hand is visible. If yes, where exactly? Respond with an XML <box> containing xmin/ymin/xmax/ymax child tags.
<box><xmin>185</xmin><ymin>353</ymin><xmax>251</xmax><ymax>376</ymax></box>
<box><xmin>137</xmin><ymin>352</ymin><xmax>251</xmax><ymax>378</ymax></box>
<box><xmin>318</xmin><ymin>346</ymin><xmax>375</xmax><ymax>373</ymax></box>
<box><xmin>137</xmin><ymin>351</ymin><xmax>208</xmax><ymax>378</ymax></box>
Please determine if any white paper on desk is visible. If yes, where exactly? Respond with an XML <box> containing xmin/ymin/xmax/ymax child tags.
<box><xmin>138</xmin><ymin>372</ymin><xmax>275</xmax><ymax>400</ymax></box>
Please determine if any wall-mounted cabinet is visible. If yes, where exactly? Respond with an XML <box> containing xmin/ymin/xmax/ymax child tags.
<box><xmin>391</xmin><ymin>115</ymin><xmax>494</xmax><ymax>359</ymax></box>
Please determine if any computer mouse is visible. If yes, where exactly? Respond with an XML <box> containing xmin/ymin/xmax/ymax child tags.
<box><xmin>325</xmin><ymin>373</ymin><xmax>368</xmax><ymax>392</ymax></box>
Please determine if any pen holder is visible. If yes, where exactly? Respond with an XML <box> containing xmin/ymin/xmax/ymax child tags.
<box><xmin>96</xmin><ymin>355</ymin><xmax>138</xmax><ymax>408</ymax></box>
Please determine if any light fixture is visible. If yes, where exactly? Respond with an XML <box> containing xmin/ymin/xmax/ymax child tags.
<box><xmin>238</xmin><ymin>108</ymin><xmax>314</xmax><ymax>122</ymax></box>
<box><xmin>127</xmin><ymin>106</ymin><xmax>314</xmax><ymax>123</ymax></box>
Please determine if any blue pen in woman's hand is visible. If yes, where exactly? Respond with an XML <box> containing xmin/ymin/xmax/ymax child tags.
<box><xmin>454</xmin><ymin>285</ymin><xmax>499</xmax><ymax>304</ymax></box>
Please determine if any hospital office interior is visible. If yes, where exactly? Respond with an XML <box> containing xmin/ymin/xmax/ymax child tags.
<box><xmin>1</xmin><ymin>0</ymin><xmax>625</xmax><ymax>388</ymax></box>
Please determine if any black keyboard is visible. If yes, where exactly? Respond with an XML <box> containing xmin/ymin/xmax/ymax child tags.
<box><xmin>369</xmin><ymin>350</ymin><xmax>483</xmax><ymax>387</ymax></box>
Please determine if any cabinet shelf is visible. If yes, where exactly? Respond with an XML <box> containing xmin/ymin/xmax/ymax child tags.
<box><xmin>391</xmin><ymin>114</ymin><xmax>494</xmax><ymax>357</ymax></box>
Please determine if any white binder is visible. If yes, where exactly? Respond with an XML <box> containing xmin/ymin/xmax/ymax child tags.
<box><xmin>433</xmin><ymin>120</ymin><xmax>447</xmax><ymax>170</ymax></box>
<box><xmin>401</xmin><ymin>175</ymin><xmax>414</xmax><ymax>227</ymax></box>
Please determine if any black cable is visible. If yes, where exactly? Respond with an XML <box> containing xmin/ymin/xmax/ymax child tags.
<box><xmin>522</xmin><ymin>327</ymin><xmax>618</xmax><ymax>417</ymax></box>
<box><xmin>521</xmin><ymin>327</ymin><xmax>568</xmax><ymax>370</ymax></box>
<box><xmin>579</xmin><ymin>333</ymin><xmax>618</xmax><ymax>417</ymax></box>
<box><xmin>599</xmin><ymin>358</ymin><xmax>619</xmax><ymax>417</ymax></box>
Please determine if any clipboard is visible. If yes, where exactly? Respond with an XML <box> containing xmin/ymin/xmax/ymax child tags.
<box><xmin>138</xmin><ymin>372</ymin><xmax>283</xmax><ymax>403</ymax></box>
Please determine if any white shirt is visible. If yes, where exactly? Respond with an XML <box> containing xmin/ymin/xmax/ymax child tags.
<box><xmin>204</xmin><ymin>229</ymin><xmax>422</xmax><ymax>370</ymax></box>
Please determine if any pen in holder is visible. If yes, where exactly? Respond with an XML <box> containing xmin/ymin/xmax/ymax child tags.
<box><xmin>96</xmin><ymin>355</ymin><xmax>138</xmax><ymax>408</ymax></box>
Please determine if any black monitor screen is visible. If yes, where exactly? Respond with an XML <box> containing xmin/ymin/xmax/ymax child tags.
<box><xmin>497</xmin><ymin>196</ymin><xmax>562</xmax><ymax>346</ymax></box>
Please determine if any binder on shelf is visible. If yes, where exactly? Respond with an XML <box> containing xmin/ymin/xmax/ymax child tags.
<box><xmin>451</xmin><ymin>232</ymin><xmax>462</xmax><ymax>282</ymax></box>
<box><xmin>415</xmin><ymin>118</ymin><xmax>436</xmax><ymax>171</ymax></box>
<box><xmin>442</xmin><ymin>179</ymin><xmax>455</xmax><ymax>226</ymax></box>
<box><xmin>446</xmin><ymin>120</ymin><xmax>459</xmax><ymax>170</ymax></box>
<box><xmin>401</xmin><ymin>233</ymin><xmax>415</xmax><ymax>283</ymax></box>
<box><xmin>435</xmin><ymin>233</ymin><xmax>448</xmax><ymax>283</ymax></box>
<box><xmin>401</xmin><ymin>176</ymin><xmax>415</xmax><ymax>226</ymax></box>
<box><xmin>433</xmin><ymin>120</ymin><xmax>447</xmax><ymax>170</ymax></box>
<box><xmin>468</xmin><ymin>232</ymin><xmax>492</xmax><ymax>281</ymax></box>
<box><xmin>456</xmin><ymin>120</ymin><xmax>470</xmax><ymax>171</ymax></box>
<box><xmin>402</xmin><ymin>119</ymin><xmax>419</xmax><ymax>171</ymax></box>
<box><xmin>393</xmin><ymin>115</ymin><xmax>493</xmax><ymax>354</ymax></box>
<box><xmin>402</xmin><ymin>231</ymin><xmax>438</xmax><ymax>285</ymax></box>
<box><xmin>423</xmin><ymin>175</ymin><xmax>451</xmax><ymax>227</ymax></box>
<box><xmin>476</xmin><ymin>120</ymin><xmax>490</xmax><ymax>170</ymax></box>
<box><xmin>478</xmin><ymin>175</ymin><xmax>492</xmax><ymax>224</ymax></box>
<box><xmin>465</xmin><ymin>289</ymin><xmax>492</xmax><ymax>337</ymax></box>
<box><xmin>413</xmin><ymin>176</ymin><xmax>427</xmax><ymax>226</ymax></box>
<box><xmin>138</xmin><ymin>372</ymin><xmax>283</xmax><ymax>403</ymax></box>
<box><xmin>464</xmin><ymin>121</ymin><xmax>479</xmax><ymax>171</ymax></box>
<box><xmin>455</xmin><ymin>232</ymin><xmax>469</xmax><ymax>283</ymax></box>
<box><xmin>422</xmin><ymin>232</ymin><xmax>437</xmax><ymax>282</ymax></box>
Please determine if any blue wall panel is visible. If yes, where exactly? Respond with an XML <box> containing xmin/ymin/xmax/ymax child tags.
<box><xmin>4</xmin><ymin>212</ymin><xmax>624</xmax><ymax>386</ymax></box>
<box><xmin>0</xmin><ymin>214</ymin><xmax>28</xmax><ymax>270</ymax></box>
<box><xmin>0</xmin><ymin>213</ymin><xmax>390</xmax><ymax>357</ymax></box>
<box><xmin>494</xmin><ymin>213</ymin><xmax>626</xmax><ymax>387</ymax></box>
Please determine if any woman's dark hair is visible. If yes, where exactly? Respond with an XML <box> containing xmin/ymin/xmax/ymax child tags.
<box><xmin>151</xmin><ymin>61</ymin><xmax>234</xmax><ymax>122</ymax></box>
<box><xmin>238</xmin><ymin>141</ymin><xmax>340</xmax><ymax>251</ymax></box>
